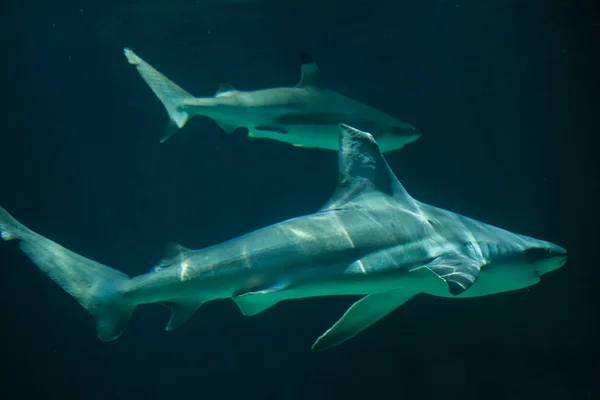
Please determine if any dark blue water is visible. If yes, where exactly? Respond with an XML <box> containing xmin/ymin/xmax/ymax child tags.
<box><xmin>1</xmin><ymin>0</ymin><xmax>598</xmax><ymax>399</ymax></box>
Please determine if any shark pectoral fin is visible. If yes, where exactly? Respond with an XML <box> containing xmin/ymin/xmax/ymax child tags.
<box><xmin>165</xmin><ymin>301</ymin><xmax>204</xmax><ymax>331</ymax></box>
<box><xmin>233</xmin><ymin>283</ymin><xmax>289</xmax><ymax>316</ymax></box>
<box><xmin>422</xmin><ymin>253</ymin><xmax>485</xmax><ymax>296</ymax></box>
<box><xmin>311</xmin><ymin>290</ymin><xmax>416</xmax><ymax>351</ymax></box>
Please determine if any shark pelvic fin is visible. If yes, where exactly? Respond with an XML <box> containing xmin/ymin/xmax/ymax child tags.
<box><xmin>312</xmin><ymin>290</ymin><xmax>416</xmax><ymax>351</ymax></box>
<box><xmin>296</xmin><ymin>53</ymin><xmax>325</xmax><ymax>89</ymax></box>
<box><xmin>233</xmin><ymin>283</ymin><xmax>288</xmax><ymax>316</ymax></box>
<box><xmin>321</xmin><ymin>124</ymin><xmax>415</xmax><ymax>211</ymax></box>
<box><xmin>164</xmin><ymin>300</ymin><xmax>204</xmax><ymax>331</ymax></box>
<box><xmin>418</xmin><ymin>252</ymin><xmax>486</xmax><ymax>295</ymax></box>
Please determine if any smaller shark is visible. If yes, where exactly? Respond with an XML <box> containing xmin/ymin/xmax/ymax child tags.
<box><xmin>124</xmin><ymin>48</ymin><xmax>420</xmax><ymax>152</ymax></box>
<box><xmin>0</xmin><ymin>125</ymin><xmax>566</xmax><ymax>350</ymax></box>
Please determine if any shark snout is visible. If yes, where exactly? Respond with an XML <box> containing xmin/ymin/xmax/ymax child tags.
<box><xmin>544</xmin><ymin>242</ymin><xmax>567</xmax><ymax>259</ymax></box>
<box><xmin>552</xmin><ymin>244</ymin><xmax>567</xmax><ymax>256</ymax></box>
<box><xmin>533</xmin><ymin>243</ymin><xmax>567</xmax><ymax>275</ymax></box>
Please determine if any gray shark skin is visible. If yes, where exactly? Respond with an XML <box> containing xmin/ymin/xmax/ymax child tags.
<box><xmin>124</xmin><ymin>48</ymin><xmax>420</xmax><ymax>152</ymax></box>
<box><xmin>0</xmin><ymin>125</ymin><xmax>566</xmax><ymax>350</ymax></box>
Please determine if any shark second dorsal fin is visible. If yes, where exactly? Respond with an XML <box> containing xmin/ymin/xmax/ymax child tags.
<box><xmin>321</xmin><ymin>124</ymin><xmax>414</xmax><ymax>211</ymax></box>
<box><xmin>215</xmin><ymin>83</ymin><xmax>236</xmax><ymax>97</ymax></box>
<box><xmin>296</xmin><ymin>53</ymin><xmax>325</xmax><ymax>89</ymax></box>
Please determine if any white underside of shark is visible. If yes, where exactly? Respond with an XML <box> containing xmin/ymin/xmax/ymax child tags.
<box><xmin>124</xmin><ymin>48</ymin><xmax>421</xmax><ymax>152</ymax></box>
<box><xmin>0</xmin><ymin>125</ymin><xmax>566</xmax><ymax>350</ymax></box>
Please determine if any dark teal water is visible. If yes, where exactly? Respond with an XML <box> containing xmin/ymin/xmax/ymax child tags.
<box><xmin>0</xmin><ymin>0</ymin><xmax>598</xmax><ymax>399</ymax></box>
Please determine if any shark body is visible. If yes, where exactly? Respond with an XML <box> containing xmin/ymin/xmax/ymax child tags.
<box><xmin>124</xmin><ymin>49</ymin><xmax>420</xmax><ymax>152</ymax></box>
<box><xmin>0</xmin><ymin>125</ymin><xmax>566</xmax><ymax>350</ymax></box>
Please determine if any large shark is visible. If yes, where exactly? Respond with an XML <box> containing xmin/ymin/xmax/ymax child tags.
<box><xmin>0</xmin><ymin>125</ymin><xmax>566</xmax><ymax>350</ymax></box>
<box><xmin>124</xmin><ymin>48</ymin><xmax>420</xmax><ymax>152</ymax></box>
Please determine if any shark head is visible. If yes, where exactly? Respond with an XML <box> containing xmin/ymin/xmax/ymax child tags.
<box><xmin>495</xmin><ymin>238</ymin><xmax>567</xmax><ymax>276</ymax></box>
<box><xmin>473</xmin><ymin>227</ymin><xmax>567</xmax><ymax>285</ymax></box>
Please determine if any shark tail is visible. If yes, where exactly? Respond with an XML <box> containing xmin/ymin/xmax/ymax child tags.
<box><xmin>124</xmin><ymin>48</ymin><xmax>195</xmax><ymax>143</ymax></box>
<box><xmin>0</xmin><ymin>206</ymin><xmax>135</xmax><ymax>341</ymax></box>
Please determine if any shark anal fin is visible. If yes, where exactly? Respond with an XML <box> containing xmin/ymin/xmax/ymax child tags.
<box><xmin>233</xmin><ymin>283</ymin><xmax>289</xmax><ymax>316</ymax></box>
<box><xmin>421</xmin><ymin>252</ymin><xmax>485</xmax><ymax>295</ymax></box>
<box><xmin>164</xmin><ymin>301</ymin><xmax>204</xmax><ymax>331</ymax></box>
<box><xmin>311</xmin><ymin>290</ymin><xmax>416</xmax><ymax>351</ymax></box>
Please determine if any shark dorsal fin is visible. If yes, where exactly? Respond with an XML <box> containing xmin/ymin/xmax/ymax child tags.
<box><xmin>296</xmin><ymin>53</ymin><xmax>325</xmax><ymax>89</ymax></box>
<box><xmin>322</xmin><ymin>124</ymin><xmax>414</xmax><ymax>210</ymax></box>
<box><xmin>215</xmin><ymin>83</ymin><xmax>236</xmax><ymax>97</ymax></box>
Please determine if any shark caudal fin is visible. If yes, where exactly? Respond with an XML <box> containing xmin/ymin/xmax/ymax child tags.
<box><xmin>124</xmin><ymin>48</ymin><xmax>196</xmax><ymax>143</ymax></box>
<box><xmin>0</xmin><ymin>206</ymin><xmax>135</xmax><ymax>341</ymax></box>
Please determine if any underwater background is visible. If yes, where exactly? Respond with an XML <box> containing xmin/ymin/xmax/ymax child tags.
<box><xmin>0</xmin><ymin>0</ymin><xmax>598</xmax><ymax>399</ymax></box>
